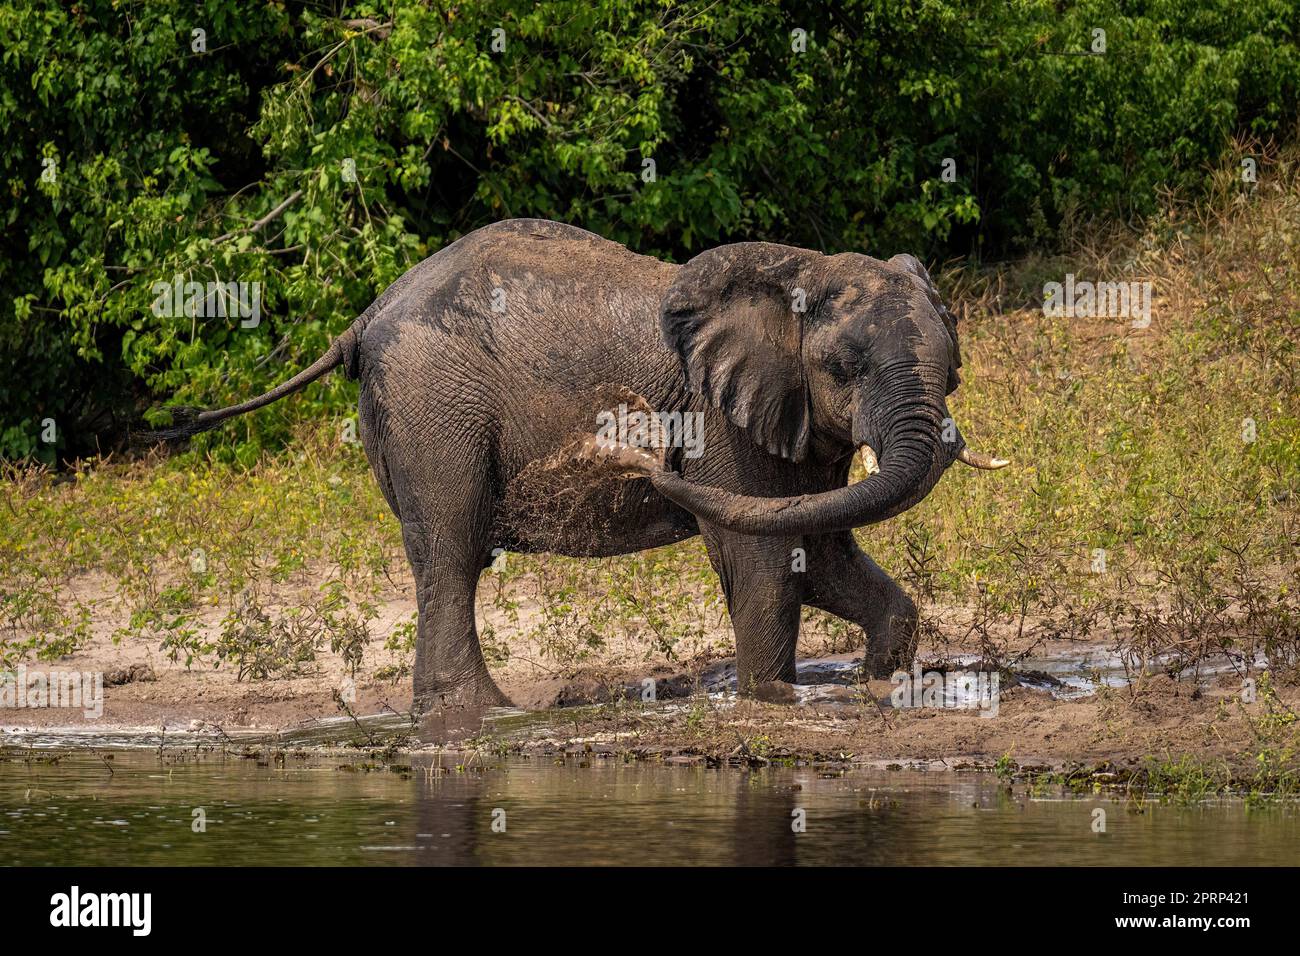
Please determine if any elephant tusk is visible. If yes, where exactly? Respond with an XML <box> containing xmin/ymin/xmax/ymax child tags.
<box><xmin>859</xmin><ymin>444</ymin><xmax>881</xmax><ymax>476</ymax></box>
<box><xmin>957</xmin><ymin>447</ymin><xmax>1010</xmax><ymax>470</ymax></box>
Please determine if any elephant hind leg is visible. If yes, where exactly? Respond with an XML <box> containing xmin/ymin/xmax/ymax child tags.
<box><xmin>803</xmin><ymin>532</ymin><xmax>918</xmax><ymax>679</ymax></box>
<box><xmin>408</xmin><ymin>548</ymin><xmax>511</xmax><ymax>710</ymax></box>
<box><xmin>389</xmin><ymin>453</ymin><xmax>511</xmax><ymax>710</ymax></box>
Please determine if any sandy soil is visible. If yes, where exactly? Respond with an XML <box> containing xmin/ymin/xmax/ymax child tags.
<box><xmin>3</xmin><ymin>571</ymin><xmax>1291</xmax><ymax>774</ymax></box>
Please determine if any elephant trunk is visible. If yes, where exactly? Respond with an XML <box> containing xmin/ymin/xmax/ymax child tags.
<box><xmin>646</xmin><ymin>364</ymin><xmax>951</xmax><ymax>537</ymax></box>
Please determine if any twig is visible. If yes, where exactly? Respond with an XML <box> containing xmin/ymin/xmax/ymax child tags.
<box><xmin>341</xmin><ymin>18</ymin><xmax>392</xmax><ymax>39</ymax></box>
<box><xmin>212</xmin><ymin>190</ymin><xmax>304</xmax><ymax>244</ymax></box>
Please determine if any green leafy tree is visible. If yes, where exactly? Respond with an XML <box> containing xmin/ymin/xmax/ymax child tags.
<box><xmin>2</xmin><ymin>0</ymin><xmax>1296</xmax><ymax>460</ymax></box>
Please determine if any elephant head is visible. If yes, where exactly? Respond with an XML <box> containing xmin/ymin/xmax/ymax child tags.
<box><xmin>626</xmin><ymin>242</ymin><xmax>1006</xmax><ymax>536</ymax></box>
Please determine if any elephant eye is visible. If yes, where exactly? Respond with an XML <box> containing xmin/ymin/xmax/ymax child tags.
<box><xmin>825</xmin><ymin>346</ymin><xmax>866</xmax><ymax>384</ymax></box>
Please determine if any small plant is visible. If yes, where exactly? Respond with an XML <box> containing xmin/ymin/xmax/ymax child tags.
<box><xmin>684</xmin><ymin>698</ymin><xmax>709</xmax><ymax>736</ymax></box>
<box><xmin>215</xmin><ymin>594</ymin><xmax>314</xmax><ymax>680</ymax></box>
<box><xmin>372</xmin><ymin>662</ymin><xmax>411</xmax><ymax>683</ymax></box>
<box><xmin>1240</xmin><ymin>673</ymin><xmax>1300</xmax><ymax>807</ymax></box>
<box><xmin>1140</xmin><ymin>755</ymin><xmax>1228</xmax><ymax>806</ymax></box>
<box><xmin>993</xmin><ymin>753</ymin><xmax>1017</xmax><ymax>781</ymax></box>
<box><xmin>383</xmin><ymin>613</ymin><xmax>418</xmax><ymax>654</ymax></box>
<box><xmin>0</xmin><ymin>572</ymin><xmax>94</xmax><ymax>666</ymax></box>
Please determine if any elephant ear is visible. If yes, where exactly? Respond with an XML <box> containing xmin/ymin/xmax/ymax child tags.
<box><xmin>660</xmin><ymin>243</ymin><xmax>821</xmax><ymax>462</ymax></box>
<box><xmin>888</xmin><ymin>253</ymin><xmax>962</xmax><ymax>384</ymax></box>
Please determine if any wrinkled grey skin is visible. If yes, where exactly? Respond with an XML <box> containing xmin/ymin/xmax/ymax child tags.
<box><xmin>153</xmin><ymin>219</ymin><xmax>978</xmax><ymax>709</ymax></box>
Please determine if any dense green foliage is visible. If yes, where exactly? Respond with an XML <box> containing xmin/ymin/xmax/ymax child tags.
<box><xmin>3</xmin><ymin>0</ymin><xmax>1298</xmax><ymax>460</ymax></box>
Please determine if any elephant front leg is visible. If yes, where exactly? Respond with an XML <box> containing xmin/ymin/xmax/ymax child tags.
<box><xmin>803</xmin><ymin>532</ymin><xmax>918</xmax><ymax>678</ymax></box>
<box><xmin>701</xmin><ymin>526</ymin><xmax>801</xmax><ymax>693</ymax></box>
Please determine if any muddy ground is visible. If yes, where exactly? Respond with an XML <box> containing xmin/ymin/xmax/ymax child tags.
<box><xmin>3</xmin><ymin>572</ymin><xmax>1290</xmax><ymax>774</ymax></box>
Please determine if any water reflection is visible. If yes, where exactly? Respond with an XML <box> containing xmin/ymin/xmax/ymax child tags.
<box><xmin>0</xmin><ymin>751</ymin><xmax>1295</xmax><ymax>866</ymax></box>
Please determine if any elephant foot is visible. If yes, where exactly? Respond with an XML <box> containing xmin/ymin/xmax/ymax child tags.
<box><xmin>413</xmin><ymin>675</ymin><xmax>513</xmax><ymax>714</ymax></box>
<box><xmin>864</xmin><ymin>593</ymin><xmax>919</xmax><ymax>679</ymax></box>
<box><xmin>412</xmin><ymin>680</ymin><xmax>514</xmax><ymax>744</ymax></box>
<box><xmin>751</xmin><ymin>680</ymin><xmax>798</xmax><ymax>705</ymax></box>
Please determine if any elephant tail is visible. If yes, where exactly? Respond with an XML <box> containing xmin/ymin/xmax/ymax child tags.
<box><xmin>132</xmin><ymin>322</ymin><xmax>363</xmax><ymax>445</ymax></box>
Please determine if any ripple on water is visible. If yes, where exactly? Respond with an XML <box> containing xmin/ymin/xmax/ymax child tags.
<box><xmin>0</xmin><ymin>751</ymin><xmax>1294</xmax><ymax>866</ymax></box>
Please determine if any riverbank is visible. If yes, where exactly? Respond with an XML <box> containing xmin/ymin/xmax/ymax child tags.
<box><xmin>3</xmin><ymin>581</ymin><xmax>1296</xmax><ymax>798</ymax></box>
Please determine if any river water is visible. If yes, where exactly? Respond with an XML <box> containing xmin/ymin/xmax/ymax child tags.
<box><xmin>2</xmin><ymin>750</ymin><xmax>1295</xmax><ymax>866</ymax></box>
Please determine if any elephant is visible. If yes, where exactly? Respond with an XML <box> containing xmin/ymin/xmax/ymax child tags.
<box><xmin>148</xmin><ymin>218</ymin><xmax>1007</xmax><ymax>709</ymax></box>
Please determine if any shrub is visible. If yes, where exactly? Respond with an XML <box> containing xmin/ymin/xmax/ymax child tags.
<box><xmin>3</xmin><ymin>0</ymin><xmax>1298</xmax><ymax>458</ymax></box>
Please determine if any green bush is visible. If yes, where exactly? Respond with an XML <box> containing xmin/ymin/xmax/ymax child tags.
<box><xmin>3</xmin><ymin>0</ymin><xmax>1298</xmax><ymax>459</ymax></box>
